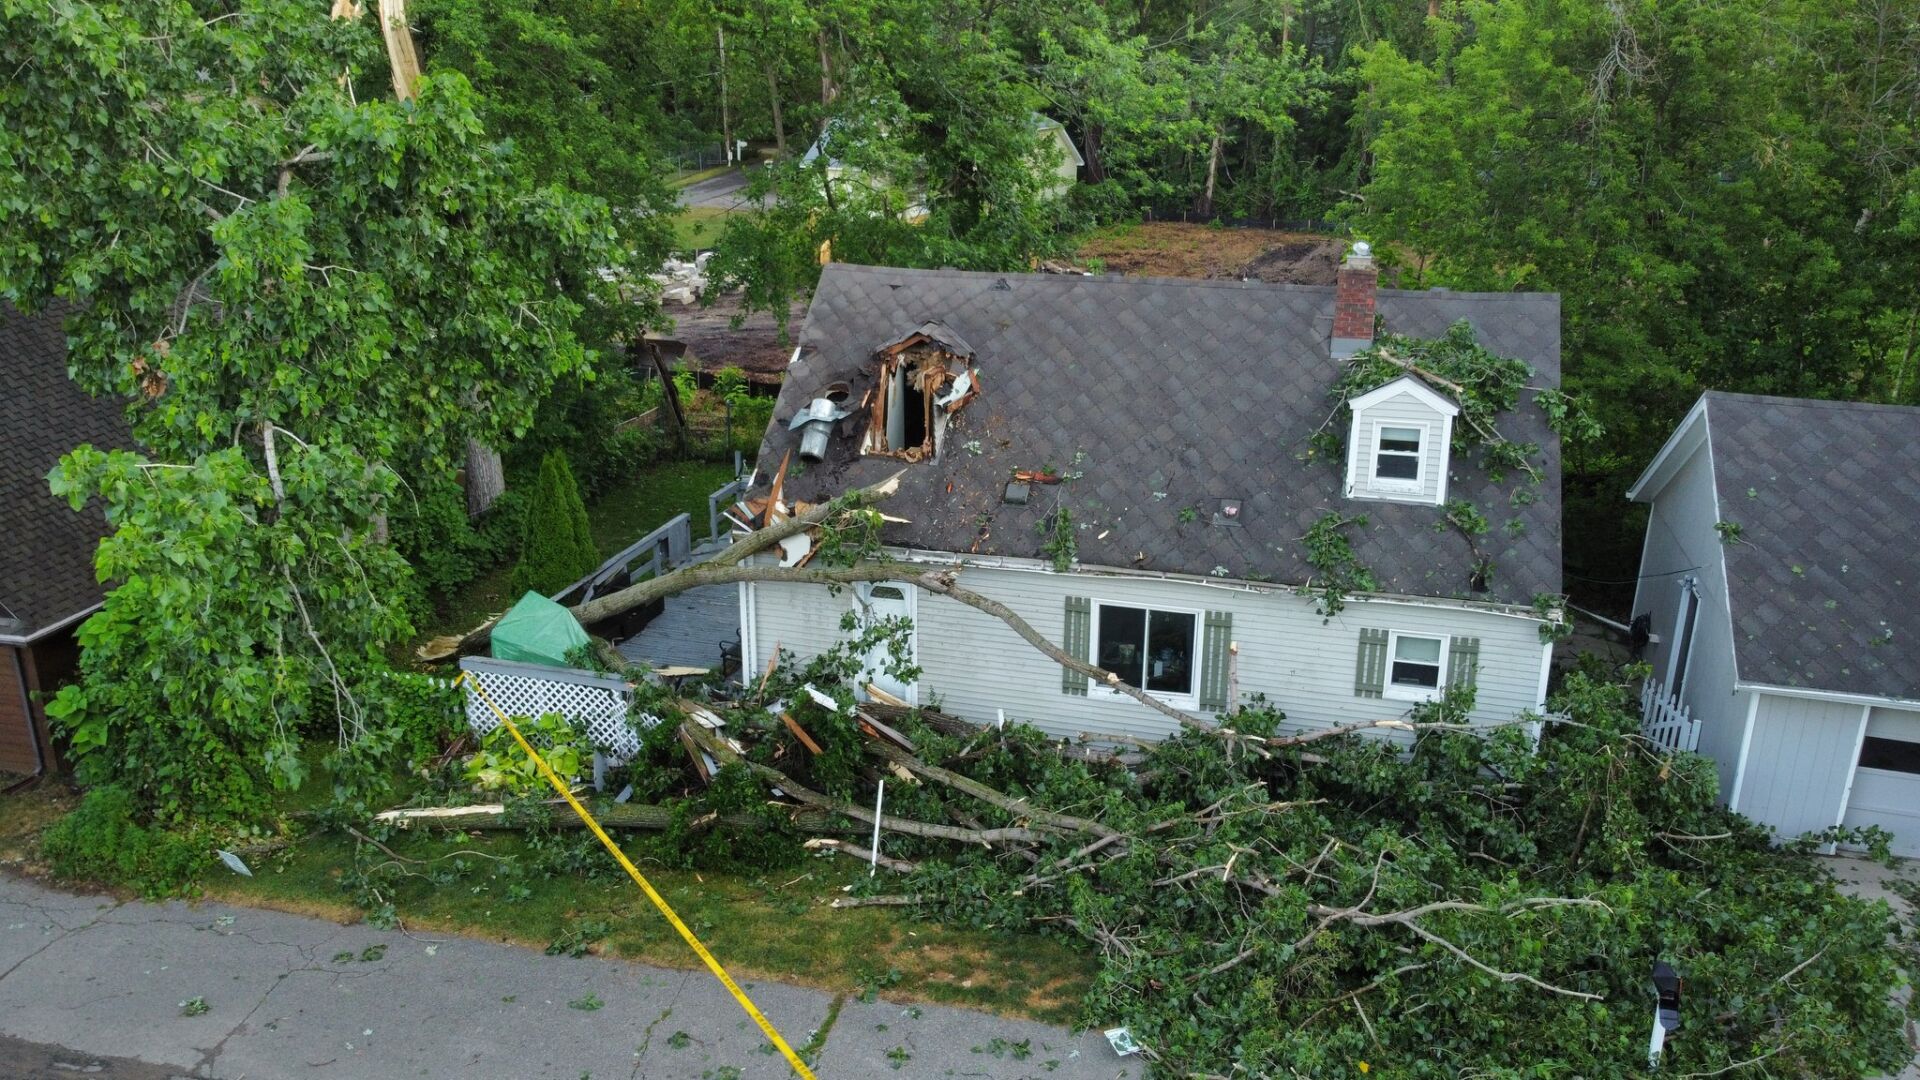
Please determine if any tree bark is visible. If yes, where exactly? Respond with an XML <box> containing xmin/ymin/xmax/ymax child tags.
<box><xmin>1197</xmin><ymin>130</ymin><xmax>1223</xmax><ymax>218</ymax></box>
<box><xmin>718</xmin><ymin>27</ymin><xmax>732</xmax><ymax>163</ymax></box>
<box><xmin>373</xmin><ymin>800</ymin><xmax>859</xmax><ymax>834</ymax></box>
<box><xmin>766</xmin><ymin>63</ymin><xmax>787</xmax><ymax>156</ymax></box>
<box><xmin>465</xmin><ymin>439</ymin><xmax>506</xmax><ymax>518</ymax></box>
<box><xmin>817</xmin><ymin>30</ymin><xmax>838</xmax><ymax>107</ymax></box>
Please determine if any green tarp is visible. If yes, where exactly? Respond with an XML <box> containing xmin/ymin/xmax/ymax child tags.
<box><xmin>490</xmin><ymin>591</ymin><xmax>590</xmax><ymax>667</ymax></box>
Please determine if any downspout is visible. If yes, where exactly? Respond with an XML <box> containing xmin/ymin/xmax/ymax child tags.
<box><xmin>6</xmin><ymin>646</ymin><xmax>46</xmax><ymax>791</ymax></box>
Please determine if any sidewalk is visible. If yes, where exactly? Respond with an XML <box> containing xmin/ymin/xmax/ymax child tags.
<box><xmin>0</xmin><ymin>875</ymin><xmax>1129</xmax><ymax>1080</ymax></box>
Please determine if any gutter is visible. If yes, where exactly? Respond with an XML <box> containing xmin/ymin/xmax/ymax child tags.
<box><xmin>0</xmin><ymin>601</ymin><xmax>103</xmax><ymax>647</ymax></box>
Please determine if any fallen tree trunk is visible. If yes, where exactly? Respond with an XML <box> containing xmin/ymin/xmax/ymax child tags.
<box><xmin>373</xmin><ymin>800</ymin><xmax>863</xmax><ymax>835</ymax></box>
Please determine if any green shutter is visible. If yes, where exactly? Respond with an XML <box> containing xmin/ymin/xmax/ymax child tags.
<box><xmin>1447</xmin><ymin>636</ymin><xmax>1481</xmax><ymax>689</ymax></box>
<box><xmin>1062</xmin><ymin>596</ymin><xmax>1091</xmax><ymax>695</ymax></box>
<box><xmin>1199</xmin><ymin>610</ymin><xmax>1234</xmax><ymax>712</ymax></box>
<box><xmin>1355</xmin><ymin>628</ymin><xmax>1388</xmax><ymax>698</ymax></box>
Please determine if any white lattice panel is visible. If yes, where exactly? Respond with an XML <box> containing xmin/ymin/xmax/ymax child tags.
<box><xmin>460</xmin><ymin>658</ymin><xmax>652</xmax><ymax>764</ymax></box>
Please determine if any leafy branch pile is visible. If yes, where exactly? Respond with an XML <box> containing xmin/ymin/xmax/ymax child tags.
<box><xmin>407</xmin><ymin>657</ymin><xmax>1908</xmax><ymax>1079</ymax></box>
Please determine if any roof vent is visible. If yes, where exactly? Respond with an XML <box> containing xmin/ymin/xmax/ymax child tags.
<box><xmin>788</xmin><ymin>396</ymin><xmax>852</xmax><ymax>461</ymax></box>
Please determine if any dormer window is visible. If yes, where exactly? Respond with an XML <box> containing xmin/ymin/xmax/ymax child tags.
<box><xmin>1344</xmin><ymin>376</ymin><xmax>1458</xmax><ymax>505</ymax></box>
<box><xmin>1374</xmin><ymin>424</ymin><xmax>1425</xmax><ymax>485</ymax></box>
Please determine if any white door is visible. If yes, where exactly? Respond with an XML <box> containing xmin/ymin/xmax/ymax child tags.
<box><xmin>855</xmin><ymin>583</ymin><xmax>918</xmax><ymax>705</ymax></box>
<box><xmin>1842</xmin><ymin>708</ymin><xmax>1920</xmax><ymax>858</ymax></box>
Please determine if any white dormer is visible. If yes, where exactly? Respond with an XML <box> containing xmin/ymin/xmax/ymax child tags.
<box><xmin>1343</xmin><ymin>375</ymin><xmax>1459</xmax><ymax>505</ymax></box>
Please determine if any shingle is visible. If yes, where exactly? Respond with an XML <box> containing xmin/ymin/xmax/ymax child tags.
<box><xmin>758</xmin><ymin>265</ymin><xmax>1563</xmax><ymax>606</ymax></box>
<box><xmin>1703</xmin><ymin>392</ymin><xmax>1920</xmax><ymax>700</ymax></box>
<box><xmin>0</xmin><ymin>302</ymin><xmax>130</xmax><ymax>638</ymax></box>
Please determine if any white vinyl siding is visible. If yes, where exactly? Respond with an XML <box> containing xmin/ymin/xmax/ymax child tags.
<box><xmin>1348</xmin><ymin>390</ymin><xmax>1449</xmax><ymax>505</ymax></box>
<box><xmin>1734</xmin><ymin>693</ymin><xmax>1862</xmax><ymax>840</ymax></box>
<box><xmin>747</xmin><ymin>561</ymin><xmax>1549</xmax><ymax>745</ymax></box>
<box><xmin>1631</xmin><ymin>440</ymin><xmax>1744</xmax><ymax>801</ymax></box>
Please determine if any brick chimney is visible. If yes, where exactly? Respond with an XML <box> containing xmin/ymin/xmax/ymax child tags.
<box><xmin>1330</xmin><ymin>241</ymin><xmax>1377</xmax><ymax>359</ymax></box>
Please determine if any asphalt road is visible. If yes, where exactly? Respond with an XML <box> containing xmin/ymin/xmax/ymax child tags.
<box><xmin>0</xmin><ymin>874</ymin><xmax>1129</xmax><ymax>1080</ymax></box>
<box><xmin>677</xmin><ymin>168</ymin><xmax>759</xmax><ymax>211</ymax></box>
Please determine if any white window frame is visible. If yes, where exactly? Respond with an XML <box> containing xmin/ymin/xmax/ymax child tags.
<box><xmin>1371</xmin><ymin>420</ymin><xmax>1428</xmax><ymax>492</ymax></box>
<box><xmin>1384</xmin><ymin>630</ymin><xmax>1449</xmax><ymax>703</ymax></box>
<box><xmin>1088</xmin><ymin>598</ymin><xmax>1203</xmax><ymax>709</ymax></box>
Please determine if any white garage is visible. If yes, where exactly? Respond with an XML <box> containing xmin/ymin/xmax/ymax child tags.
<box><xmin>1843</xmin><ymin>708</ymin><xmax>1920</xmax><ymax>859</ymax></box>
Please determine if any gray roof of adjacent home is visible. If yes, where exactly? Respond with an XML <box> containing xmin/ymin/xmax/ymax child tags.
<box><xmin>0</xmin><ymin>302</ymin><xmax>131</xmax><ymax>642</ymax></box>
<box><xmin>757</xmin><ymin>264</ymin><xmax>1563</xmax><ymax>606</ymax></box>
<box><xmin>1699</xmin><ymin>392</ymin><xmax>1920</xmax><ymax>701</ymax></box>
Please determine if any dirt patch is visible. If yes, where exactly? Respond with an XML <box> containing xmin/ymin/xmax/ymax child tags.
<box><xmin>1075</xmin><ymin>222</ymin><xmax>1347</xmax><ymax>284</ymax></box>
<box><xmin>653</xmin><ymin>292</ymin><xmax>807</xmax><ymax>385</ymax></box>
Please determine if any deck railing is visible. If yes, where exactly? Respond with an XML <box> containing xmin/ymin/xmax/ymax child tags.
<box><xmin>1640</xmin><ymin>677</ymin><xmax>1701</xmax><ymax>753</ymax></box>
<box><xmin>706</xmin><ymin>452</ymin><xmax>749</xmax><ymax>542</ymax></box>
<box><xmin>549</xmin><ymin>513</ymin><xmax>693</xmax><ymax>609</ymax></box>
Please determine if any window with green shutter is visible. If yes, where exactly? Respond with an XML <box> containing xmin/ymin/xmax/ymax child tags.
<box><xmin>1354</xmin><ymin>628</ymin><xmax>1389</xmax><ymax>698</ymax></box>
<box><xmin>1062</xmin><ymin>596</ymin><xmax>1091</xmax><ymax>695</ymax></box>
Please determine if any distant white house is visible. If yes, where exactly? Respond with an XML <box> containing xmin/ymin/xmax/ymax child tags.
<box><xmin>1627</xmin><ymin>393</ymin><xmax>1920</xmax><ymax>857</ymax></box>
<box><xmin>798</xmin><ymin>112</ymin><xmax>1082</xmax><ymax>221</ymax></box>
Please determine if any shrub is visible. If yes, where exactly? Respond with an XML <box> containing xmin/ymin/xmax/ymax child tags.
<box><xmin>508</xmin><ymin>451</ymin><xmax>600</xmax><ymax>598</ymax></box>
<box><xmin>41</xmin><ymin>786</ymin><xmax>212</xmax><ymax>898</ymax></box>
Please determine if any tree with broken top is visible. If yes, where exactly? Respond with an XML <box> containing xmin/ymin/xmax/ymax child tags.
<box><xmin>412</xmin><ymin>481</ymin><xmax>1911</xmax><ymax>1078</ymax></box>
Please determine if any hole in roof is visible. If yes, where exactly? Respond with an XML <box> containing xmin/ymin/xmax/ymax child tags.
<box><xmin>823</xmin><ymin>381</ymin><xmax>851</xmax><ymax>403</ymax></box>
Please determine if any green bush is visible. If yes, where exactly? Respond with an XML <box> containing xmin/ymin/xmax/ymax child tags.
<box><xmin>508</xmin><ymin>451</ymin><xmax>600</xmax><ymax>598</ymax></box>
<box><xmin>41</xmin><ymin>786</ymin><xmax>212</xmax><ymax>898</ymax></box>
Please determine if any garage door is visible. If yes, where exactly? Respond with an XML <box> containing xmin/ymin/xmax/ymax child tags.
<box><xmin>1842</xmin><ymin>708</ymin><xmax>1920</xmax><ymax>858</ymax></box>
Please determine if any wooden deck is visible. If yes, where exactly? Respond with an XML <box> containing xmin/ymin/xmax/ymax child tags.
<box><xmin>612</xmin><ymin>539</ymin><xmax>740</xmax><ymax>672</ymax></box>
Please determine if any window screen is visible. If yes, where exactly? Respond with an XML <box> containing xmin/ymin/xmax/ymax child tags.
<box><xmin>1096</xmin><ymin>604</ymin><xmax>1196</xmax><ymax>696</ymax></box>
<box><xmin>1390</xmin><ymin>634</ymin><xmax>1443</xmax><ymax>688</ymax></box>
<box><xmin>1376</xmin><ymin>426</ymin><xmax>1421</xmax><ymax>481</ymax></box>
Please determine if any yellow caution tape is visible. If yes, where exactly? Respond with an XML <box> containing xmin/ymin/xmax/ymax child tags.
<box><xmin>456</xmin><ymin>673</ymin><xmax>818</xmax><ymax>1079</ymax></box>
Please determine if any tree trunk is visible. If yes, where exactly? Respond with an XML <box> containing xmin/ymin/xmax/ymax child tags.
<box><xmin>718</xmin><ymin>27</ymin><xmax>732</xmax><ymax>163</ymax></box>
<box><xmin>766</xmin><ymin>63</ymin><xmax>787</xmax><ymax>156</ymax></box>
<box><xmin>465</xmin><ymin>439</ymin><xmax>505</xmax><ymax>518</ymax></box>
<box><xmin>1197</xmin><ymin>130</ymin><xmax>1223</xmax><ymax>218</ymax></box>
<box><xmin>817</xmin><ymin>30</ymin><xmax>837</xmax><ymax>107</ymax></box>
<box><xmin>374</xmin><ymin>800</ymin><xmax>860</xmax><ymax>834</ymax></box>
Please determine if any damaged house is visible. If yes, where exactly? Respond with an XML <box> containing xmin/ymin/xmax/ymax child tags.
<box><xmin>739</xmin><ymin>250</ymin><xmax>1565</xmax><ymax>742</ymax></box>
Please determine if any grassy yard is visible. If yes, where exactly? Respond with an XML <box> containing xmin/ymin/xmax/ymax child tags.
<box><xmin>204</xmin><ymin>824</ymin><xmax>1093</xmax><ymax>1024</ymax></box>
<box><xmin>0</xmin><ymin>777</ymin><xmax>1093</xmax><ymax>1025</ymax></box>
<box><xmin>672</xmin><ymin>206</ymin><xmax>736</xmax><ymax>253</ymax></box>
<box><xmin>418</xmin><ymin>458</ymin><xmax>741</xmax><ymax>643</ymax></box>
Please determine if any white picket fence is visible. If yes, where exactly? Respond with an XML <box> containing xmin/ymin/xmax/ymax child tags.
<box><xmin>1640</xmin><ymin>677</ymin><xmax>1700</xmax><ymax>753</ymax></box>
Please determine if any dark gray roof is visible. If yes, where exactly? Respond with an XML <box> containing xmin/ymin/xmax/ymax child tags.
<box><xmin>1</xmin><ymin>302</ymin><xmax>130</xmax><ymax>640</ymax></box>
<box><xmin>1703</xmin><ymin>392</ymin><xmax>1920</xmax><ymax>700</ymax></box>
<box><xmin>759</xmin><ymin>265</ymin><xmax>1562</xmax><ymax>606</ymax></box>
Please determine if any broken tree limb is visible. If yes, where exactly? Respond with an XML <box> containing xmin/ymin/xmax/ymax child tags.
<box><xmin>803</xmin><ymin>838</ymin><xmax>917</xmax><ymax>873</ymax></box>
<box><xmin>372</xmin><ymin>801</ymin><xmax>862</xmax><ymax>835</ymax></box>
<box><xmin>679</xmin><ymin>721</ymin><xmax>1057</xmax><ymax>846</ymax></box>
<box><xmin>859</xmin><ymin>738</ymin><xmax>1120</xmax><ymax>840</ymax></box>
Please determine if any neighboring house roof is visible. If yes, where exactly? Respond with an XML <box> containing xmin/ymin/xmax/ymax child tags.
<box><xmin>758</xmin><ymin>264</ymin><xmax>1563</xmax><ymax>606</ymax></box>
<box><xmin>1029</xmin><ymin>113</ymin><xmax>1085</xmax><ymax>168</ymax></box>
<box><xmin>0</xmin><ymin>302</ymin><xmax>130</xmax><ymax>643</ymax></box>
<box><xmin>1636</xmin><ymin>391</ymin><xmax>1920</xmax><ymax>701</ymax></box>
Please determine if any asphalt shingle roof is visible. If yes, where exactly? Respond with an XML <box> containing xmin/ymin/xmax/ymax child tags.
<box><xmin>1703</xmin><ymin>392</ymin><xmax>1920</xmax><ymax>701</ymax></box>
<box><xmin>758</xmin><ymin>265</ymin><xmax>1562</xmax><ymax>606</ymax></box>
<box><xmin>1</xmin><ymin>302</ymin><xmax>130</xmax><ymax>639</ymax></box>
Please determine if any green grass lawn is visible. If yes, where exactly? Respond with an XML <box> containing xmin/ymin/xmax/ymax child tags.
<box><xmin>206</xmin><ymin>823</ymin><xmax>1092</xmax><ymax>1024</ymax></box>
<box><xmin>672</xmin><ymin>206</ymin><xmax>736</xmax><ymax>253</ymax></box>
<box><xmin>418</xmin><ymin>458</ymin><xmax>741</xmax><ymax>642</ymax></box>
